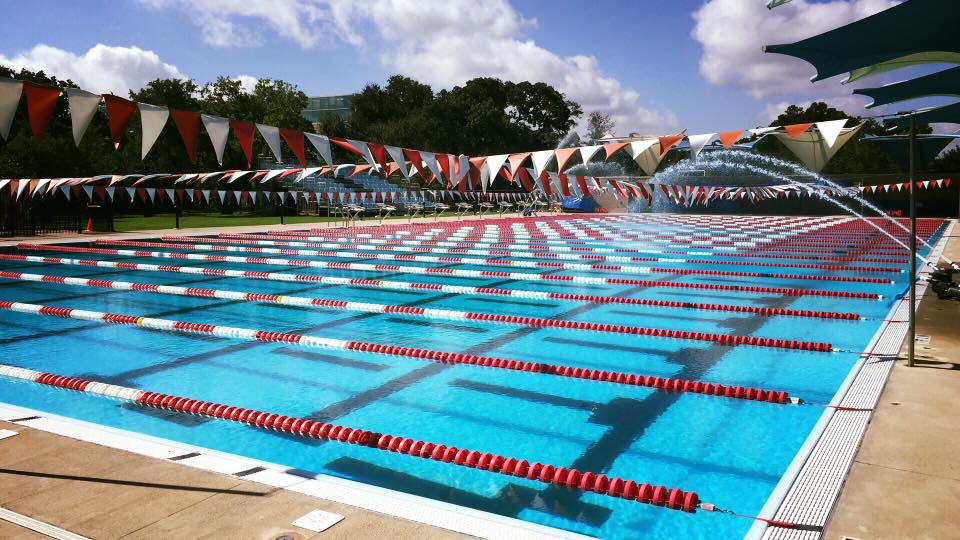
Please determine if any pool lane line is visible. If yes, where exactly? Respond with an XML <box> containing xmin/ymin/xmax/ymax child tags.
<box><xmin>93</xmin><ymin>239</ymin><xmax>895</xmax><ymax>286</ymax></box>
<box><xmin>0</xmin><ymin>254</ymin><xmax>862</xmax><ymax>321</ymax></box>
<box><xmin>0</xmin><ymin>270</ymin><xmax>835</xmax><ymax>352</ymax></box>
<box><xmin>0</xmin><ymin>299</ymin><xmax>801</xmax><ymax>402</ymax></box>
<box><xmin>15</xmin><ymin>244</ymin><xmax>883</xmax><ymax>300</ymax></box>
<box><xmin>186</xmin><ymin>235</ymin><xmax>902</xmax><ymax>274</ymax></box>
<box><xmin>0</xmin><ymin>363</ymin><xmax>704</xmax><ymax>514</ymax></box>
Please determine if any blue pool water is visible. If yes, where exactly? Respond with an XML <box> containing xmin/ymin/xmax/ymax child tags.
<box><xmin>0</xmin><ymin>216</ymin><xmax>944</xmax><ymax>538</ymax></box>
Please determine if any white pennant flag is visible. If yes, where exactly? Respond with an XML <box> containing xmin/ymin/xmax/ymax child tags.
<box><xmin>815</xmin><ymin>119</ymin><xmax>847</xmax><ymax>148</ymax></box>
<box><xmin>145</xmin><ymin>188</ymin><xmax>157</xmax><ymax>203</ymax></box>
<box><xmin>249</xmin><ymin>191</ymin><xmax>258</xmax><ymax>204</ymax></box>
<box><xmin>164</xmin><ymin>188</ymin><xmax>175</xmax><ymax>202</ymax></box>
<box><xmin>82</xmin><ymin>185</ymin><xmax>94</xmax><ymax>201</ymax></box>
<box><xmin>687</xmin><ymin>133</ymin><xmax>716</xmax><ymax>159</ymax></box>
<box><xmin>260</xmin><ymin>168</ymin><xmax>287</xmax><ymax>184</ymax></box>
<box><xmin>217</xmin><ymin>190</ymin><xmax>227</xmax><ymax>203</ymax></box>
<box><xmin>60</xmin><ymin>184</ymin><xmax>72</xmax><ymax>200</ymax></box>
<box><xmin>530</xmin><ymin>150</ymin><xmax>555</xmax><ymax>178</ymax></box>
<box><xmin>0</xmin><ymin>77</ymin><xmax>22</xmax><ymax>140</ymax></box>
<box><xmin>454</xmin><ymin>154</ymin><xmax>469</xmax><ymax>187</ymax></box>
<box><xmin>138</xmin><ymin>103</ymin><xmax>169</xmax><ymax>159</ymax></box>
<box><xmin>347</xmin><ymin>139</ymin><xmax>378</xmax><ymax>170</ymax></box>
<box><xmin>125</xmin><ymin>187</ymin><xmax>136</xmax><ymax>200</ymax></box>
<box><xmin>297</xmin><ymin>167</ymin><xmax>322</xmax><ymax>182</ymax></box>
<box><xmin>201</xmin><ymin>189</ymin><xmax>211</xmax><ymax>203</ymax></box>
<box><xmin>419</xmin><ymin>151</ymin><xmax>443</xmax><ymax>182</ymax></box>
<box><xmin>579</xmin><ymin>145</ymin><xmax>603</xmax><ymax>165</ymax></box>
<box><xmin>628</xmin><ymin>139</ymin><xmax>658</xmax><ymax>159</ymax></box>
<box><xmin>305</xmin><ymin>133</ymin><xmax>334</xmax><ymax>167</ymax></box>
<box><xmin>201</xmin><ymin>115</ymin><xmax>230</xmax><ymax>165</ymax></box>
<box><xmin>233</xmin><ymin>190</ymin><xmax>242</xmax><ymax>204</ymax></box>
<box><xmin>385</xmin><ymin>145</ymin><xmax>408</xmax><ymax>179</ymax></box>
<box><xmin>65</xmin><ymin>88</ymin><xmax>101</xmax><ymax>146</ymax></box>
<box><xmin>483</xmin><ymin>154</ymin><xmax>509</xmax><ymax>192</ymax></box>
<box><xmin>33</xmin><ymin>179</ymin><xmax>51</xmax><ymax>196</ymax></box>
<box><xmin>257</xmin><ymin>124</ymin><xmax>282</xmax><ymax>162</ymax></box>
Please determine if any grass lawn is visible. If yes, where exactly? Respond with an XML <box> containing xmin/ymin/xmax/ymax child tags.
<box><xmin>112</xmin><ymin>213</ymin><xmax>340</xmax><ymax>232</ymax></box>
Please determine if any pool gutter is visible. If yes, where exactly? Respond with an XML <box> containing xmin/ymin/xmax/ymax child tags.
<box><xmin>745</xmin><ymin>218</ymin><xmax>955</xmax><ymax>540</ymax></box>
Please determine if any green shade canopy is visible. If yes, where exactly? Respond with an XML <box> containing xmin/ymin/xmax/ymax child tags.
<box><xmin>862</xmin><ymin>134</ymin><xmax>960</xmax><ymax>171</ymax></box>
<box><xmin>854</xmin><ymin>66</ymin><xmax>960</xmax><ymax>107</ymax></box>
<box><xmin>763</xmin><ymin>0</ymin><xmax>960</xmax><ymax>83</ymax></box>
<box><xmin>884</xmin><ymin>101</ymin><xmax>960</xmax><ymax>128</ymax></box>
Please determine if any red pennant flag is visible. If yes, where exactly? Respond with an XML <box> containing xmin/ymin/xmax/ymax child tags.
<box><xmin>279</xmin><ymin>128</ymin><xmax>307</xmax><ymax>166</ymax></box>
<box><xmin>784</xmin><ymin>123</ymin><xmax>813</xmax><ymax>138</ymax></box>
<box><xmin>22</xmin><ymin>82</ymin><xmax>62</xmax><ymax>143</ymax></box>
<box><xmin>368</xmin><ymin>142</ymin><xmax>390</xmax><ymax>172</ymax></box>
<box><xmin>102</xmin><ymin>94</ymin><xmax>137</xmax><ymax>149</ymax></box>
<box><xmin>467</xmin><ymin>157</ymin><xmax>485</xmax><ymax>185</ymax></box>
<box><xmin>602</xmin><ymin>142</ymin><xmax>629</xmax><ymax>160</ymax></box>
<box><xmin>576</xmin><ymin>176</ymin><xmax>589</xmax><ymax>196</ymax></box>
<box><xmin>516</xmin><ymin>167</ymin><xmax>535</xmax><ymax>192</ymax></box>
<box><xmin>944</xmin><ymin>178</ymin><xmax>951</xmax><ymax>188</ymax></box>
<box><xmin>230</xmin><ymin>120</ymin><xmax>255</xmax><ymax>167</ymax></box>
<box><xmin>554</xmin><ymin>147</ymin><xmax>578</xmax><ymax>171</ymax></box>
<box><xmin>658</xmin><ymin>134</ymin><xmax>684</xmax><ymax>157</ymax></box>
<box><xmin>329</xmin><ymin>136</ymin><xmax>364</xmax><ymax>156</ymax></box>
<box><xmin>558</xmin><ymin>174</ymin><xmax>571</xmax><ymax>197</ymax></box>
<box><xmin>717</xmin><ymin>130</ymin><xmax>745</xmax><ymax>148</ymax></box>
<box><xmin>403</xmin><ymin>148</ymin><xmax>428</xmax><ymax>180</ymax></box>
<box><xmin>170</xmin><ymin>109</ymin><xmax>200</xmax><ymax>162</ymax></box>
<box><xmin>436</xmin><ymin>153</ymin><xmax>452</xmax><ymax>186</ymax></box>
<box><xmin>506</xmin><ymin>152</ymin><xmax>531</xmax><ymax>181</ymax></box>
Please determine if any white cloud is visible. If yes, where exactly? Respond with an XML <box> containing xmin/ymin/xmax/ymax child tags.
<box><xmin>232</xmin><ymin>74</ymin><xmax>258</xmax><ymax>94</ymax></box>
<box><xmin>0</xmin><ymin>43</ymin><xmax>186</xmax><ymax>95</ymax></box>
<box><xmin>692</xmin><ymin>0</ymin><xmax>898</xmax><ymax>98</ymax></box>
<box><xmin>139</xmin><ymin>0</ymin><xmax>680</xmax><ymax>135</ymax></box>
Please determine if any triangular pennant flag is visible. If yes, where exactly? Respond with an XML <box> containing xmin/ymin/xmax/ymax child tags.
<box><xmin>578</xmin><ymin>145</ymin><xmax>603</xmax><ymax>165</ymax></box>
<box><xmin>297</xmin><ymin>167</ymin><xmax>322</xmax><ymax>182</ymax></box>
<box><xmin>367</xmin><ymin>142</ymin><xmax>390</xmax><ymax>173</ymax></box>
<box><xmin>249</xmin><ymin>191</ymin><xmax>258</xmax><ymax>204</ymax></box>
<box><xmin>506</xmin><ymin>152</ymin><xmax>530</xmax><ymax>183</ymax></box>
<box><xmin>421</xmin><ymin>151</ymin><xmax>444</xmax><ymax>184</ymax></box>
<box><xmin>60</xmin><ymin>184</ymin><xmax>71</xmax><ymax>200</ymax></box>
<box><xmin>279</xmin><ymin>128</ymin><xmax>307</xmax><ymax>166</ymax></box>
<box><xmin>385</xmin><ymin>145</ymin><xmax>408</xmax><ymax>179</ymax></box>
<box><xmin>717</xmin><ymin>130</ymin><xmax>745</xmax><ymax>148</ymax></box>
<box><xmin>483</xmin><ymin>155</ymin><xmax>509</xmax><ymax>192</ymax></box>
<box><xmin>658</xmin><ymin>134</ymin><xmax>683</xmax><ymax>157</ymax></box>
<box><xmin>260</xmin><ymin>169</ymin><xmax>286</xmax><ymax>184</ymax></box>
<box><xmin>230</xmin><ymin>120</ymin><xmax>256</xmax><ymax>167</ymax></box>
<box><xmin>23</xmin><ymin>82</ymin><xmax>62</xmax><ymax>143</ymax></box>
<box><xmin>687</xmin><ymin>133</ymin><xmax>716</xmax><ymax>159</ymax></box>
<box><xmin>217</xmin><ymin>190</ymin><xmax>227</xmax><ymax>203</ymax></box>
<box><xmin>0</xmin><ymin>77</ymin><xmax>22</xmax><ymax>140</ymax></box>
<box><xmin>602</xmin><ymin>142</ymin><xmax>629</xmax><ymax>160</ymax></box>
<box><xmin>138</xmin><ymin>103</ymin><xmax>169</xmax><ymax>159</ymax></box>
<box><xmin>170</xmin><ymin>109</ymin><xmax>200</xmax><ymax>162</ymax></box>
<box><xmin>436</xmin><ymin>153</ymin><xmax>452</xmax><ymax>185</ymax></box>
<box><xmin>201</xmin><ymin>115</ymin><xmax>230</xmax><ymax>165</ymax></box>
<box><xmin>164</xmin><ymin>188</ymin><xmax>175</xmax><ymax>202</ymax></box>
<box><xmin>305</xmin><ymin>133</ymin><xmax>334</xmax><ymax>167</ymax></box>
<box><xmin>257</xmin><ymin>124</ymin><xmax>282</xmax><ymax>162</ymax></box>
<box><xmin>628</xmin><ymin>139</ymin><xmax>658</xmax><ymax>159</ymax></box>
<box><xmin>125</xmin><ymin>187</ymin><xmax>136</xmax><ymax>200</ymax></box>
<box><xmin>233</xmin><ymin>190</ymin><xmax>242</xmax><ymax>204</ymax></box>
<box><xmin>201</xmin><ymin>189</ymin><xmax>211</xmax><ymax>203</ymax></box>
<box><xmin>454</xmin><ymin>154</ymin><xmax>470</xmax><ymax>187</ymax></box>
<box><xmin>144</xmin><ymin>188</ymin><xmax>157</xmax><ymax>203</ymax></box>
<box><xmin>554</xmin><ymin>147</ymin><xmax>578</xmax><ymax>172</ymax></box>
<box><xmin>346</xmin><ymin>139</ymin><xmax>378</xmax><ymax>169</ymax></box>
<box><xmin>82</xmin><ymin>185</ymin><xmax>94</xmax><ymax>201</ymax></box>
<box><xmin>102</xmin><ymin>94</ymin><xmax>136</xmax><ymax>149</ymax></box>
<box><xmin>815</xmin><ymin>119</ymin><xmax>847</xmax><ymax>148</ymax></box>
<box><xmin>65</xmin><ymin>88</ymin><xmax>100</xmax><ymax>146</ymax></box>
<box><xmin>784</xmin><ymin>122</ymin><xmax>814</xmax><ymax>138</ymax></box>
<box><xmin>530</xmin><ymin>150</ymin><xmax>555</xmax><ymax>178</ymax></box>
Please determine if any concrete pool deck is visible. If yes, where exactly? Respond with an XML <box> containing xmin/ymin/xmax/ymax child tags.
<box><xmin>822</xmin><ymin>228</ymin><xmax>960</xmax><ymax>540</ymax></box>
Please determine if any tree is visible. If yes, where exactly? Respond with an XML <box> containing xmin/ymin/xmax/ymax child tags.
<box><xmin>585</xmin><ymin>111</ymin><xmax>615</xmax><ymax>142</ymax></box>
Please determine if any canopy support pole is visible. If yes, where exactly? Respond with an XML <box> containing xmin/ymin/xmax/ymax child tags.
<box><xmin>908</xmin><ymin>114</ymin><xmax>917</xmax><ymax>368</ymax></box>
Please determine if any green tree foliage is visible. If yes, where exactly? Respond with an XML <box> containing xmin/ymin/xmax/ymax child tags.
<box><xmin>347</xmin><ymin>75</ymin><xmax>582</xmax><ymax>156</ymax></box>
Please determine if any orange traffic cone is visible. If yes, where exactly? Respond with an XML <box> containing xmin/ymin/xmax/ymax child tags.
<box><xmin>82</xmin><ymin>217</ymin><xmax>94</xmax><ymax>234</ymax></box>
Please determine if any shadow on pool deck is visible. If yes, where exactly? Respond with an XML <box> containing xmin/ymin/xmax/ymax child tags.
<box><xmin>824</xmin><ymin>229</ymin><xmax>960</xmax><ymax>540</ymax></box>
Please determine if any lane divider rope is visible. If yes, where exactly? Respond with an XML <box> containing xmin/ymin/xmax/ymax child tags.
<box><xmin>0</xmin><ymin>254</ymin><xmax>862</xmax><ymax>320</ymax></box>
<box><xmin>0</xmin><ymin>270</ymin><xmax>834</xmax><ymax>351</ymax></box>
<box><xmin>0</xmin><ymin>299</ymin><xmax>799</xmax><ymax>401</ymax></box>
<box><xmin>14</xmin><ymin>244</ymin><xmax>884</xmax><ymax>300</ymax></box>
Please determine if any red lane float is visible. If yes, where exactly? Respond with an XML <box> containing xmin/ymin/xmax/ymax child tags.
<box><xmin>0</xmin><ymin>254</ymin><xmax>861</xmax><ymax>321</ymax></box>
<box><xmin>190</xmin><ymin>234</ymin><xmax>901</xmax><ymax>274</ymax></box>
<box><xmin>94</xmin><ymin>239</ymin><xmax>893</xmax><ymax>285</ymax></box>
<box><xmin>0</xmin><ymin>270</ymin><xmax>835</xmax><ymax>349</ymax></box>
<box><xmin>15</xmin><ymin>244</ymin><xmax>883</xmax><ymax>300</ymax></box>
<box><xmin>0</xmin><ymin>299</ymin><xmax>798</xmax><ymax>401</ymax></box>
<box><xmin>0</xmin><ymin>363</ymin><xmax>701</xmax><ymax>512</ymax></box>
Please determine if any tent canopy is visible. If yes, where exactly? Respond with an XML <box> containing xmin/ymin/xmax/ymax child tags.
<box><xmin>862</xmin><ymin>134</ymin><xmax>960</xmax><ymax>171</ymax></box>
<box><xmin>771</xmin><ymin>124</ymin><xmax>863</xmax><ymax>172</ymax></box>
<box><xmin>884</xmin><ymin>101</ymin><xmax>960</xmax><ymax>129</ymax></box>
<box><xmin>854</xmin><ymin>66</ymin><xmax>960</xmax><ymax>107</ymax></box>
<box><xmin>763</xmin><ymin>0</ymin><xmax>960</xmax><ymax>83</ymax></box>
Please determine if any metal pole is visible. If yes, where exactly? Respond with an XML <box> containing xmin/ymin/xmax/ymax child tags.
<box><xmin>907</xmin><ymin>114</ymin><xmax>917</xmax><ymax>368</ymax></box>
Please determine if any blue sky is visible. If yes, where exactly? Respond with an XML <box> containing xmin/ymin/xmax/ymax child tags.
<box><xmin>0</xmin><ymin>0</ymin><xmax>951</xmax><ymax>136</ymax></box>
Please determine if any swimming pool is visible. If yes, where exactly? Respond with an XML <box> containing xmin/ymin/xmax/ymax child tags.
<box><xmin>0</xmin><ymin>214</ymin><xmax>946</xmax><ymax>538</ymax></box>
